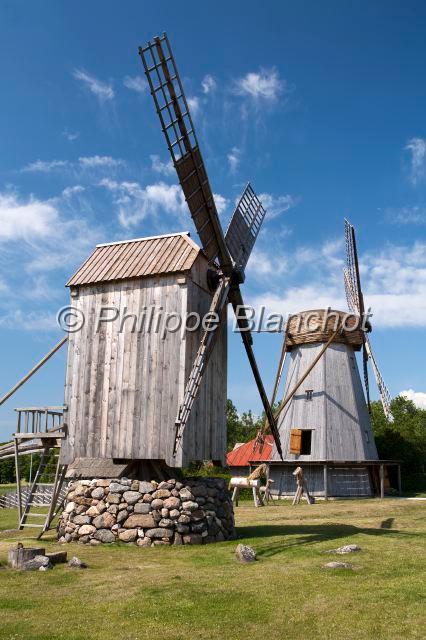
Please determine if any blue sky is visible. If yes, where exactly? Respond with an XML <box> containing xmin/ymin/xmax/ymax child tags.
<box><xmin>1</xmin><ymin>1</ymin><xmax>426</xmax><ymax>440</ymax></box>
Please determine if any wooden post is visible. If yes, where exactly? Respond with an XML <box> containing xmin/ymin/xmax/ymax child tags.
<box><xmin>14</xmin><ymin>438</ymin><xmax>22</xmax><ymax>524</ymax></box>
<box><xmin>0</xmin><ymin>336</ymin><xmax>68</xmax><ymax>407</ymax></box>
<box><xmin>379</xmin><ymin>464</ymin><xmax>385</xmax><ymax>499</ymax></box>
<box><xmin>8</xmin><ymin>545</ymin><xmax>46</xmax><ymax>569</ymax></box>
<box><xmin>397</xmin><ymin>464</ymin><xmax>402</xmax><ymax>496</ymax></box>
<box><xmin>323</xmin><ymin>464</ymin><xmax>328</xmax><ymax>500</ymax></box>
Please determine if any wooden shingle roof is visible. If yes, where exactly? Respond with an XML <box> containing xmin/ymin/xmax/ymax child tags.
<box><xmin>67</xmin><ymin>232</ymin><xmax>201</xmax><ymax>287</ymax></box>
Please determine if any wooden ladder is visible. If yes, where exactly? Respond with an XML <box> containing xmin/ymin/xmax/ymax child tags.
<box><xmin>18</xmin><ymin>443</ymin><xmax>67</xmax><ymax>537</ymax></box>
<box><xmin>173</xmin><ymin>276</ymin><xmax>230</xmax><ymax>455</ymax></box>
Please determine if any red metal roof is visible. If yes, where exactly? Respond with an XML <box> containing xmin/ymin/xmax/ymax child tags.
<box><xmin>226</xmin><ymin>435</ymin><xmax>274</xmax><ymax>467</ymax></box>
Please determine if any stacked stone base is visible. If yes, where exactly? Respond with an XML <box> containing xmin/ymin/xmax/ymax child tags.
<box><xmin>58</xmin><ymin>477</ymin><xmax>236</xmax><ymax>546</ymax></box>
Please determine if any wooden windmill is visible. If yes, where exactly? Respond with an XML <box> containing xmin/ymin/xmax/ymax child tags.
<box><xmin>264</xmin><ymin>219</ymin><xmax>399</xmax><ymax>498</ymax></box>
<box><xmin>59</xmin><ymin>33</ymin><xmax>282</xmax><ymax>475</ymax></box>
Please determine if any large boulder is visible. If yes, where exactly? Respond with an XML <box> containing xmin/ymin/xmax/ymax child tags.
<box><xmin>123</xmin><ymin>514</ymin><xmax>156</xmax><ymax>529</ymax></box>
<box><xmin>235</xmin><ymin>544</ymin><xmax>256</xmax><ymax>563</ymax></box>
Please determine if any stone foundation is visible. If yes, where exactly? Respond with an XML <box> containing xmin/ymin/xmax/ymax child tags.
<box><xmin>58</xmin><ymin>477</ymin><xmax>236</xmax><ymax>546</ymax></box>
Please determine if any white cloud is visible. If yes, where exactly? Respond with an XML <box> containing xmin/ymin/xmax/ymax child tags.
<box><xmin>99</xmin><ymin>178</ymin><xmax>228</xmax><ymax>230</ymax></box>
<box><xmin>150</xmin><ymin>154</ymin><xmax>174</xmax><ymax>176</ymax></box>
<box><xmin>405</xmin><ymin>137</ymin><xmax>426</xmax><ymax>185</ymax></box>
<box><xmin>123</xmin><ymin>75</ymin><xmax>147</xmax><ymax>94</ymax></box>
<box><xmin>213</xmin><ymin>193</ymin><xmax>229</xmax><ymax>216</ymax></box>
<box><xmin>22</xmin><ymin>159</ymin><xmax>69</xmax><ymax>173</ymax></box>
<box><xmin>246</xmin><ymin>235</ymin><xmax>426</xmax><ymax>329</ymax></box>
<box><xmin>201</xmin><ymin>74</ymin><xmax>216</xmax><ymax>94</ymax></box>
<box><xmin>187</xmin><ymin>96</ymin><xmax>200</xmax><ymax>115</ymax></box>
<box><xmin>259</xmin><ymin>193</ymin><xmax>299</xmax><ymax>218</ymax></box>
<box><xmin>99</xmin><ymin>179</ymin><xmax>187</xmax><ymax>228</ymax></box>
<box><xmin>0</xmin><ymin>192</ymin><xmax>58</xmax><ymax>241</ymax></box>
<box><xmin>0</xmin><ymin>189</ymin><xmax>99</xmax><ymax>271</ymax></box>
<box><xmin>73</xmin><ymin>68</ymin><xmax>114</xmax><ymax>101</ymax></box>
<box><xmin>400</xmin><ymin>389</ymin><xmax>426</xmax><ymax>410</ymax></box>
<box><xmin>234</xmin><ymin>68</ymin><xmax>283</xmax><ymax>101</ymax></box>
<box><xmin>227</xmin><ymin>147</ymin><xmax>241</xmax><ymax>174</ymax></box>
<box><xmin>78</xmin><ymin>155</ymin><xmax>124</xmax><ymax>169</ymax></box>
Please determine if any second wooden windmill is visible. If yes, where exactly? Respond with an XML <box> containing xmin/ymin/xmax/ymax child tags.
<box><xmin>263</xmin><ymin>220</ymin><xmax>399</xmax><ymax>498</ymax></box>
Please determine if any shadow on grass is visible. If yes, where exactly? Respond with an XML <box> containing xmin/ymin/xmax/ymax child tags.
<box><xmin>237</xmin><ymin>522</ymin><xmax>415</xmax><ymax>557</ymax></box>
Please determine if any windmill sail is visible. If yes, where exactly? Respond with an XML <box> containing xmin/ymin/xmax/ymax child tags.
<box><xmin>139</xmin><ymin>34</ymin><xmax>231</xmax><ymax>267</ymax></box>
<box><xmin>225</xmin><ymin>183</ymin><xmax>266</xmax><ymax>273</ymax></box>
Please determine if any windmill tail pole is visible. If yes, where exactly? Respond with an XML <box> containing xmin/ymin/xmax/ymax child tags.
<box><xmin>274</xmin><ymin>325</ymin><xmax>342</xmax><ymax>422</ymax></box>
<box><xmin>0</xmin><ymin>335</ymin><xmax>68</xmax><ymax>407</ymax></box>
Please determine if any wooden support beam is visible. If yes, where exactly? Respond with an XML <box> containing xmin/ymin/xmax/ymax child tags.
<box><xmin>274</xmin><ymin>325</ymin><xmax>341</xmax><ymax>422</ymax></box>
<box><xmin>323</xmin><ymin>464</ymin><xmax>328</xmax><ymax>500</ymax></box>
<box><xmin>379</xmin><ymin>464</ymin><xmax>385</xmax><ymax>499</ymax></box>
<box><xmin>397</xmin><ymin>464</ymin><xmax>402</xmax><ymax>496</ymax></box>
<box><xmin>14</xmin><ymin>439</ymin><xmax>22</xmax><ymax>523</ymax></box>
<box><xmin>0</xmin><ymin>336</ymin><xmax>68</xmax><ymax>407</ymax></box>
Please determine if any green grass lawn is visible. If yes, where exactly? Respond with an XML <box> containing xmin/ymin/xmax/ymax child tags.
<box><xmin>0</xmin><ymin>498</ymin><xmax>425</xmax><ymax>640</ymax></box>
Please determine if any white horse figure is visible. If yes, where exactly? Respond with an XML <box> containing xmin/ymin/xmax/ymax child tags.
<box><xmin>229</xmin><ymin>463</ymin><xmax>273</xmax><ymax>507</ymax></box>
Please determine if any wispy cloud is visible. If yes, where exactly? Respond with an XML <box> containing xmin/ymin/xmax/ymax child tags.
<box><xmin>400</xmin><ymin>389</ymin><xmax>426</xmax><ymax>409</ymax></box>
<box><xmin>187</xmin><ymin>96</ymin><xmax>200</xmax><ymax>115</ymax></box>
<box><xmin>123</xmin><ymin>75</ymin><xmax>147</xmax><ymax>94</ymax></box>
<box><xmin>99</xmin><ymin>179</ymin><xmax>187</xmax><ymax>228</ymax></box>
<box><xmin>22</xmin><ymin>155</ymin><xmax>124</xmax><ymax>174</ymax></box>
<box><xmin>73</xmin><ymin>68</ymin><xmax>114</xmax><ymax>101</ymax></box>
<box><xmin>99</xmin><ymin>178</ymin><xmax>229</xmax><ymax>230</ymax></box>
<box><xmin>201</xmin><ymin>74</ymin><xmax>217</xmax><ymax>94</ymax></box>
<box><xmin>405</xmin><ymin>137</ymin><xmax>426</xmax><ymax>185</ymax></box>
<box><xmin>62</xmin><ymin>185</ymin><xmax>85</xmax><ymax>198</ymax></box>
<box><xmin>259</xmin><ymin>193</ymin><xmax>300</xmax><ymax>218</ymax></box>
<box><xmin>384</xmin><ymin>205</ymin><xmax>426</xmax><ymax>225</ymax></box>
<box><xmin>22</xmin><ymin>159</ymin><xmax>69</xmax><ymax>173</ymax></box>
<box><xmin>62</xmin><ymin>129</ymin><xmax>79</xmax><ymax>142</ymax></box>
<box><xmin>233</xmin><ymin>68</ymin><xmax>284</xmax><ymax>101</ymax></box>
<box><xmin>78</xmin><ymin>155</ymin><xmax>124</xmax><ymax>169</ymax></box>
<box><xmin>150</xmin><ymin>154</ymin><xmax>174</xmax><ymax>176</ymax></box>
<box><xmin>227</xmin><ymin>147</ymin><xmax>241</xmax><ymax>174</ymax></box>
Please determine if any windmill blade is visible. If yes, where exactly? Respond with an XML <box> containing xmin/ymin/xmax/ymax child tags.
<box><xmin>225</xmin><ymin>183</ymin><xmax>266</xmax><ymax>275</ymax></box>
<box><xmin>343</xmin><ymin>268</ymin><xmax>359</xmax><ymax>314</ymax></box>
<box><xmin>362</xmin><ymin>342</ymin><xmax>372</xmax><ymax>414</ymax></box>
<box><xmin>139</xmin><ymin>34</ymin><xmax>232</xmax><ymax>269</ymax></box>
<box><xmin>173</xmin><ymin>277</ymin><xmax>231</xmax><ymax>455</ymax></box>
<box><xmin>344</xmin><ymin>219</ymin><xmax>362</xmax><ymax>314</ymax></box>
<box><xmin>228</xmin><ymin>286</ymin><xmax>283</xmax><ymax>459</ymax></box>
<box><xmin>365</xmin><ymin>336</ymin><xmax>393</xmax><ymax>420</ymax></box>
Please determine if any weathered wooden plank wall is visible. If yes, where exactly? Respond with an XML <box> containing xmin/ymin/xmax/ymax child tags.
<box><xmin>272</xmin><ymin>342</ymin><xmax>378</xmax><ymax>463</ymax></box>
<box><xmin>61</xmin><ymin>257</ymin><xmax>227</xmax><ymax>468</ymax></box>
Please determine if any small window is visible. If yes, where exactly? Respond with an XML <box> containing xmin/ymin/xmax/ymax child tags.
<box><xmin>301</xmin><ymin>430</ymin><xmax>312</xmax><ymax>455</ymax></box>
<box><xmin>305</xmin><ymin>389</ymin><xmax>313</xmax><ymax>400</ymax></box>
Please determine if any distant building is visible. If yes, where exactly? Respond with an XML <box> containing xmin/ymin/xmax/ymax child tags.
<box><xmin>227</xmin><ymin>435</ymin><xmax>274</xmax><ymax>476</ymax></box>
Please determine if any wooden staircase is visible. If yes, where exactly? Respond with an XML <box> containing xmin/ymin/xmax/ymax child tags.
<box><xmin>11</xmin><ymin>407</ymin><xmax>68</xmax><ymax>538</ymax></box>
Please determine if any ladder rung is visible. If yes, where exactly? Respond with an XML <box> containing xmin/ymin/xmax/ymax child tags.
<box><xmin>25</xmin><ymin>512</ymin><xmax>47</xmax><ymax>517</ymax></box>
<box><xmin>27</xmin><ymin>502</ymin><xmax>50</xmax><ymax>506</ymax></box>
<box><xmin>21</xmin><ymin>523</ymin><xmax>44</xmax><ymax>528</ymax></box>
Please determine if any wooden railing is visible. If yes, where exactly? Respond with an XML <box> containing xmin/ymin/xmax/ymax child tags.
<box><xmin>14</xmin><ymin>407</ymin><xmax>65</xmax><ymax>435</ymax></box>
